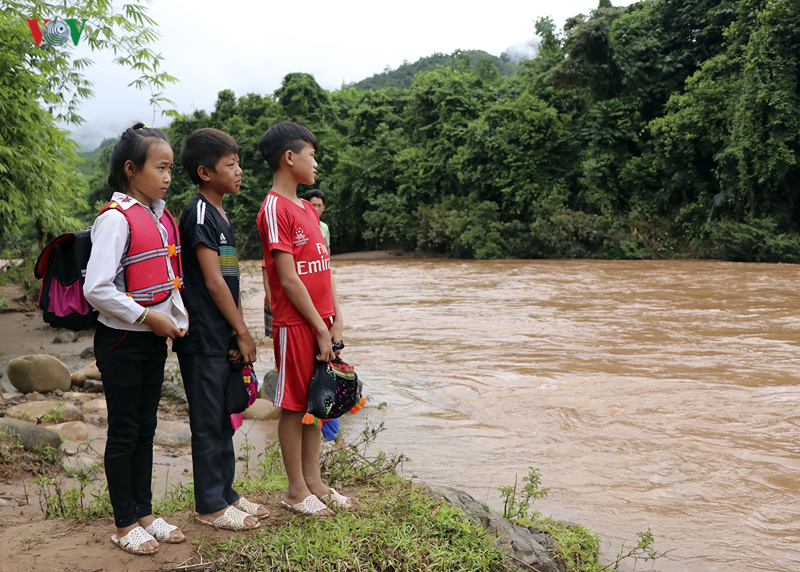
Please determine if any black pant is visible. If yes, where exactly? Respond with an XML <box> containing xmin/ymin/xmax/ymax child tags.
<box><xmin>94</xmin><ymin>323</ymin><xmax>166</xmax><ymax>528</ymax></box>
<box><xmin>177</xmin><ymin>352</ymin><xmax>239</xmax><ymax>514</ymax></box>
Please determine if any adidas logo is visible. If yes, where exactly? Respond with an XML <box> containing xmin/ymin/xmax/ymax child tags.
<box><xmin>219</xmin><ymin>233</ymin><xmax>227</xmax><ymax>245</ymax></box>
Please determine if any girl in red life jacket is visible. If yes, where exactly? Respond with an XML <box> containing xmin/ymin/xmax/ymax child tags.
<box><xmin>83</xmin><ymin>123</ymin><xmax>189</xmax><ymax>556</ymax></box>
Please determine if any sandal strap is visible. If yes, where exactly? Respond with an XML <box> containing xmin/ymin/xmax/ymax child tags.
<box><xmin>213</xmin><ymin>505</ymin><xmax>253</xmax><ymax>529</ymax></box>
<box><xmin>144</xmin><ymin>517</ymin><xmax>178</xmax><ymax>540</ymax></box>
<box><xmin>299</xmin><ymin>495</ymin><xmax>328</xmax><ymax>514</ymax></box>
<box><xmin>323</xmin><ymin>488</ymin><xmax>350</xmax><ymax>509</ymax></box>
<box><xmin>236</xmin><ymin>497</ymin><xmax>267</xmax><ymax>517</ymax></box>
<box><xmin>119</xmin><ymin>526</ymin><xmax>155</xmax><ymax>550</ymax></box>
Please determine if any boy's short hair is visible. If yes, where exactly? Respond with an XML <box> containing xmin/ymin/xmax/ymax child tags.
<box><xmin>305</xmin><ymin>189</ymin><xmax>326</xmax><ymax>203</ymax></box>
<box><xmin>181</xmin><ymin>128</ymin><xmax>239</xmax><ymax>185</ymax></box>
<box><xmin>259</xmin><ymin>121</ymin><xmax>318</xmax><ymax>172</ymax></box>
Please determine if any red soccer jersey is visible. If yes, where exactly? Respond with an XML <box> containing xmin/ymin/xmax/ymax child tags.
<box><xmin>257</xmin><ymin>191</ymin><xmax>334</xmax><ymax>327</ymax></box>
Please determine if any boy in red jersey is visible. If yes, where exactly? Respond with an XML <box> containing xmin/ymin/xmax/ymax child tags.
<box><xmin>256</xmin><ymin>122</ymin><xmax>351</xmax><ymax>516</ymax></box>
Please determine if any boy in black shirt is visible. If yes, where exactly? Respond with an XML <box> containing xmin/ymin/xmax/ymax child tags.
<box><xmin>174</xmin><ymin>128</ymin><xmax>265</xmax><ymax>530</ymax></box>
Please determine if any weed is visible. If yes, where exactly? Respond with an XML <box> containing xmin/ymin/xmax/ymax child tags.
<box><xmin>38</xmin><ymin>401</ymin><xmax>66</xmax><ymax>424</ymax></box>
<box><xmin>498</xmin><ymin>466</ymin><xmax>549</xmax><ymax>521</ymax></box>
<box><xmin>238</xmin><ymin>426</ymin><xmax>256</xmax><ymax>476</ymax></box>
<box><xmin>17</xmin><ymin>411</ymin><xmax>30</xmax><ymax>422</ymax></box>
<box><xmin>21</xmin><ymin>535</ymin><xmax>47</xmax><ymax>550</ymax></box>
<box><xmin>319</xmin><ymin>420</ymin><xmax>407</xmax><ymax>487</ymax></box>
<box><xmin>32</xmin><ymin>438</ymin><xmax>112</xmax><ymax>522</ymax></box>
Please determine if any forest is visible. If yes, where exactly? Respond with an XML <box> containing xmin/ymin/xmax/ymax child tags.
<box><xmin>3</xmin><ymin>0</ymin><xmax>800</xmax><ymax>262</ymax></box>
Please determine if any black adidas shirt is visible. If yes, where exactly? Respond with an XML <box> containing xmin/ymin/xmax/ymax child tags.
<box><xmin>172</xmin><ymin>193</ymin><xmax>240</xmax><ymax>356</ymax></box>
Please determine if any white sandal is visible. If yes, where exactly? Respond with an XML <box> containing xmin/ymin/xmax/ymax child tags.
<box><xmin>235</xmin><ymin>496</ymin><xmax>270</xmax><ymax>520</ymax></box>
<box><xmin>144</xmin><ymin>517</ymin><xmax>185</xmax><ymax>544</ymax></box>
<box><xmin>110</xmin><ymin>526</ymin><xmax>159</xmax><ymax>555</ymax></box>
<box><xmin>280</xmin><ymin>494</ymin><xmax>333</xmax><ymax>517</ymax></box>
<box><xmin>196</xmin><ymin>505</ymin><xmax>260</xmax><ymax>531</ymax></box>
<box><xmin>321</xmin><ymin>488</ymin><xmax>353</xmax><ymax>511</ymax></box>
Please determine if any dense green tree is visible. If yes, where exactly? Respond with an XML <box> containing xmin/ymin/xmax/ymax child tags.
<box><xmin>0</xmin><ymin>0</ymin><xmax>176</xmax><ymax>248</ymax></box>
<box><xmin>72</xmin><ymin>0</ymin><xmax>800</xmax><ymax>263</ymax></box>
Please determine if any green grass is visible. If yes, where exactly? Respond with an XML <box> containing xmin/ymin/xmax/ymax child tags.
<box><xmin>200</xmin><ymin>475</ymin><xmax>514</xmax><ymax>572</ymax></box>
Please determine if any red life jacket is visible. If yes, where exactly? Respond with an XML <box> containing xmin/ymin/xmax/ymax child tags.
<box><xmin>99</xmin><ymin>198</ymin><xmax>183</xmax><ymax>306</ymax></box>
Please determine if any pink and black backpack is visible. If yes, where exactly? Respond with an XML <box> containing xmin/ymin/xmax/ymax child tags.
<box><xmin>34</xmin><ymin>230</ymin><xmax>98</xmax><ymax>331</ymax></box>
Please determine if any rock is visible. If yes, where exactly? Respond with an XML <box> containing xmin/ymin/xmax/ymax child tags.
<box><xmin>431</xmin><ymin>486</ymin><xmax>564</xmax><ymax>572</ymax></box>
<box><xmin>53</xmin><ymin>331</ymin><xmax>76</xmax><ymax>344</ymax></box>
<box><xmin>261</xmin><ymin>369</ymin><xmax>279</xmax><ymax>401</ymax></box>
<box><xmin>82</xmin><ymin>397</ymin><xmax>107</xmax><ymax>412</ymax></box>
<box><xmin>6</xmin><ymin>355</ymin><xmax>71</xmax><ymax>394</ymax></box>
<box><xmin>63</xmin><ymin>446</ymin><xmax>78</xmax><ymax>456</ymax></box>
<box><xmin>30</xmin><ymin>391</ymin><xmax>46</xmax><ymax>401</ymax></box>
<box><xmin>54</xmin><ymin>389</ymin><xmax>63</xmax><ymax>398</ymax></box>
<box><xmin>80</xmin><ymin>346</ymin><xmax>94</xmax><ymax>359</ymax></box>
<box><xmin>83</xmin><ymin>379</ymin><xmax>104</xmax><ymax>393</ymax></box>
<box><xmin>154</xmin><ymin>420</ymin><xmax>191</xmax><ymax>448</ymax></box>
<box><xmin>5</xmin><ymin>401</ymin><xmax>84</xmax><ymax>423</ymax></box>
<box><xmin>49</xmin><ymin>421</ymin><xmax>89</xmax><ymax>442</ymax></box>
<box><xmin>0</xmin><ymin>499</ymin><xmax>11</xmax><ymax>507</ymax></box>
<box><xmin>161</xmin><ymin>381</ymin><xmax>187</xmax><ymax>403</ymax></box>
<box><xmin>0</xmin><ymin>418</ymin><xmax>62</xmax><ymax>450</ymax></box>
<box><xmin>2</xmin><ymin>392</ymin><xmax>24</xmax><ymax>401</ymax></box>
<box><xmin>61</xmin><ymin>392</ymin><xmax>85</xmax><ymax>400</ymax></box>
<box><xmin>242</xmin><ymin>398</ymin><xmax>281</xmax><ymax>421</ymax></box>
<box><xmin>70</xmin><ymin>362</ymin><xmax>101</xmax><ymax>387</ymax></box>
<box><xmin>62</xmin><ymin>455</ymin><xmax>98</xmax><ymax>477</ymax></box>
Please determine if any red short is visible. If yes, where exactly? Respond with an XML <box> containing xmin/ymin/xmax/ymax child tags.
<box><xmin>273</xmin><ymin>317</ymin><xmax>333</xmax><ymax>411</ymax></box>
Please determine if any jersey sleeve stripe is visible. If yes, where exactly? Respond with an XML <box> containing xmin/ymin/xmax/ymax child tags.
<box><xmin>266</xmin><ymin>195</ymin><xmax>279</xmax><ymax>244</ymax></box>
<box><xmin>197</xmin><ymin>201</ymin><xmax>206</xmax><ymax>225</ymax></box>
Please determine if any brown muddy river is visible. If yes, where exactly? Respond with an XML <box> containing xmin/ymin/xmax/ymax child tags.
<box><xmin>301</xmin><ymin>258</ymin><xmax>800</xmax><ymax>572</ymax></box>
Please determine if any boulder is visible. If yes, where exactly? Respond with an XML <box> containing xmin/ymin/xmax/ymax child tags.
<box><xmin>83</xmin><ymin>379</ymin><xmax>104</xmax><ymax>393</ymax></box>
<box><xmin>6</xmin><ymin>355</ymin><xmax>71</xmax><ymax>394</ymax></box>
<box><xmin>70</xmin><ymin>362</ymin><xmax>101</xmax><ymax>387</ymax></box>
<box><xmin>49</xmin><ymin>421</ymin><xmax>89</xmax><ymax>442</ymax></box>
<box><xmin>5</xmin><ymin>401</ymin><xmax>84</xmax><ymax>423</ymax></box>
<box><xmin>82</xmin><ymin>397</ymin><xmax>107</xmax><ymax>412</ymax></box>
<box><xmin>53</xmin><ymin>331</ymin><xmax>76</xmax><ymax>344</ymax></box>
<box><xmin>242</xmin><ymin>398</ymin><xmax>281</xmax><ymax>421</ymax></box>
<box><xmin>161</xmin><ymin>381</ymin><xmax>187</xmax><ymax>403</ymax></box>
<box><xmin>261</xmin><ymin>369</ymin><xmax>279</xmax><ymax>401</ymax></box>
<box><xmin>0</xmin><ymin>418</ymin><xmax>62</xmax><ymax>450</ymax></box>
<box><xmin>154</xmin><ymin>420</ymin><xmax>191</xmax><ymax>448</ymax></box>
<box><xmin>62</xmin><ymin>455</ymin><xmax>98</xmax><ymax>477</ymax></box>
<box><xmin>431</xmin><ymin>486</ymin><xmax>564</xmax><ymax>572</ymax></box>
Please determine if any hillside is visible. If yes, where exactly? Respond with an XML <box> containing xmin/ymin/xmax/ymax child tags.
<box><xmin>348</xmin><ymin>49</ymin><xmax>519</xmax><ymax>90</ymax></box>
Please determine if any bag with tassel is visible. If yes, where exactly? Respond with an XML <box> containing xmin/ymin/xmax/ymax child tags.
<box><xmin>302</xmin><ymin>358</ymin><xmax>365</xmax><ymax>427</ymax></box>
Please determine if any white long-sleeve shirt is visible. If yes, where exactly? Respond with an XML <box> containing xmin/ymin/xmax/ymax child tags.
<box><xmin>83</xmin><ymin>192</ymin><xmax>188</xmax><ymax>331</ymax></box>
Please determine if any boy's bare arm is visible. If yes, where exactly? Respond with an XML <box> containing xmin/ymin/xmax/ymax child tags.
<box><xmin>273</xmin><ymin>250</ymin><xmax>336</xmax><ymax>362</ymax></box>
<box><xmin>196</xmin><ymin>244</ymin><xmax>257</xmax><ymax>365</ymax></box>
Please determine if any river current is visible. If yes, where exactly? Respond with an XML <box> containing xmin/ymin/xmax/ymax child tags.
<box><xmin>290</xmin><ymin>258</ymin><xmax>800</xmax><ymax>572</ymax></box>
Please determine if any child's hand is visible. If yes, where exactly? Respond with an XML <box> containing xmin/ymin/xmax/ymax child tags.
<box><xmin>144</xmin><ymin>311</ymin><xmax>185</xmax><ymax>340</ymax></box>
<box><xmin>316</xmin><ymin>330</ymin><xmax>336</xmax><ymax>362</ymax></box>
<box><xmin>237</xmin><ymin>330</ymin><xmax>257</xmax><ymax>365</ymax></box>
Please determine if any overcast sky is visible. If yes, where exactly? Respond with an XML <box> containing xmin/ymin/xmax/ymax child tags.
<box><xmin>64</xmin><ymin>0</ymin><xmax>636</xmax><ymax>150</ymax></box>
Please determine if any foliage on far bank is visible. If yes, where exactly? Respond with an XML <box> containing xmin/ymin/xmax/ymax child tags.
<box><xmin>5</xmin><ymin>0</ymin><xmax>799</xmax><ymax>264</ymax></box>
<box><xmin>148</xmin><ymin>0</ymin><xmax>800</xmax><ymax>262</ymax></box>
